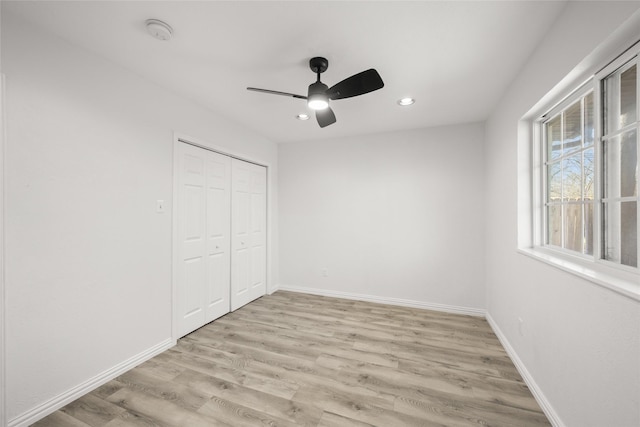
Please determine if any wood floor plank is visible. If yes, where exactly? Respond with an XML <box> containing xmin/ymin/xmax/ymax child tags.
<box><xmin>133</xmin><ymin>358</ymin><xmax>186</xmax><ymax>382</ymax></box>
<box><xmin>399</xmin><ymin>355</ymin><xmax>524</xmax><ymax>383</ymax></box>
<box><xmin>318</xmin><ymin>353</ymin><xmax>477</xmax><ymax>399</ymax></box>
<box><xmin>316</xmin><ymin>346</ymin><xmax>400</xmax><ymax>369</ymax></box>
<box><xmin>60</xmin><ymin>393</ymin><xmax>127</xmax><ymax>426</ymax></box>
<box><xmin>352</xmin><ymin>339</ymin><xmax>519</xmax><ymax>375</ymax></box>
<box><xmin>293</xmin><ymin>386</ymin><xmax>444</xmax><ymax>427</ymax></box>
<box><xmin>161</xmin><ymin>344</ymin><xmax>302</xmax><ymax>399</ymax></box>
<box><xmin>114</xmin><ymin>369</ymin><xmax>212</xmax><ymax>412</ymax></box>
<box><xmin>174</xmin><ymin>367</ymin><xmax>323</xmax><ymax>426</ymax></box>
<box><xmin>33</xmin><ymin>291</ymin><xmax>550</xmax><ymax>426</ymax></box>
<box><xmin>91</xmin><ymin>382</ymin><xmax>125</xmax><ymax>401</ymax></box>
<box><xmin>105</xmin><ymin>388</ymin><xmax>217</xmax><ymax>427</ymax></box>
<box><xmin>102</xmin><ymin>412</ymin><xmax>168</xmax><ymax>427</ymax></box>
<box><xmin>395</xmin><ymin>393</ymin><xmax>551</xmax><ymax>426</ymax></box>
<box><xmin>32</xmin><ymin>411</ymin><xmax>93</xmax><ymax>427</ymax></box>
<box><xmin>103</xmin><ymin>417</ymin><xmax>164</xmax><ymax>427</ymax></box>
<box><xmin>317</xmin><ymin>411</ymin><xmax>376</xmax><ymax>427</ymax></box>
<box><xmin>333</xmin><ymin>353</ymin><xmax>538</xmax><ymax>412</ymax></box>
<box><xmin>196</xmin><ymin>396</ymin><xmax>300</xmax><ymax>427</ymax></box>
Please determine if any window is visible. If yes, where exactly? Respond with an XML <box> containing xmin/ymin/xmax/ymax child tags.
<box><xmin>538</xmin><ymin>43</ymin><xmax>639</xmax><ymax>273</ymax></box>
<box><xmin>602</xmin><ymin>61</ymin><xmax>638</xmax><ymax>267</ymax></box>
<box><xmin>543</xmin><ymin>91</ymin><xmax>595</xmax><ymax>256</ymax></box>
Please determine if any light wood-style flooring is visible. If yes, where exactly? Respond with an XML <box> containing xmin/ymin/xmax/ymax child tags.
<box><xmin>33</xmin><ymin>291</ymin><xmax>550</xmax><ymax>426</ymax></box>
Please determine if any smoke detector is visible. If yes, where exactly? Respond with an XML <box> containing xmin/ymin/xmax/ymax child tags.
<box><xmin>145</xmin><ymin>19</ymin><xmax>173</xmax><ymax>41</ymax></box>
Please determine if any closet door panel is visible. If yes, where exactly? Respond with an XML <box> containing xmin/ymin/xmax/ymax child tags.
<box><xmin>177</xmin><ymin>145</ymin><xmax>207</xmax><ymax>336</ymax></box>
<box><xmin>206</xmin><ymin>252</ymin><xmax>226</xmax><ymax>309</ymax></box>
<box><xmin>231</xmin><ymin>159</ymin><xmax>267</xmax><ymax>311</ymax></box>
<box><xmin>177</xmin><ymin>144</ymin><xmax>231</xmax><ymax>338</ymax></box>
<box><xmin>250</xmin><ymin>245</ymin><xmax>265</xmax><ymax>290</ymax></box>
<box><xmin>249</xmin><ymin>171</ymin><xmax>267</xmax><ymax>295</ymax></box>
<box><xmin>231</xmin><ymin>162</ymin><xmax>251</xmax><ymax>309</ymax></box>
<box><xmin>204</xmin><ymin>151</ymin><xmax>231</xmax><ymax>322</ymax></box>
<box><xmin>234</xmin><ymin>240</ymin><xmax>250</xmax><ymax>296</ymax></box>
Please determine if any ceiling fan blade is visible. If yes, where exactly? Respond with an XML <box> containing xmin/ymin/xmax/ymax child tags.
<box><xmin>316</xmin><ymin>106</ymin><xmax>336</xmax><ymax>128</ymax></box>
<box><xmin>247</xmin><ymin>87</ymin><xmax>307</xmax><ymax>99</ymax></box>
<box><xmin>326</xmin><ymin>69</ymin><xmax>384</xmax><ymax>100</ymax></box>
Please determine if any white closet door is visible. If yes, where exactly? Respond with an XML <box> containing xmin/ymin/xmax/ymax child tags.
<box><xmin>204</xmin><ymin>150</ymin><xmax>231</xmax><ymax>323</ymax></box>
<box><xmin>231</xmin><ymin>159</ymin><xmax>267</xmax><ymax>311</ymax></box>
<box><xmin>177</xmin><ymin>143</ymin><xmax>231</xmax><ymax>338</ymax></box>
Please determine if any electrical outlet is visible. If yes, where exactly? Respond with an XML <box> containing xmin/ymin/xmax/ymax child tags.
<box><xmin>321</xmin><ymin>268</ymin><xmax>328</xmax><ymax>277</ymax></box>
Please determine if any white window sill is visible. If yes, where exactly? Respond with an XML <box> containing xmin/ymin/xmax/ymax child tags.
<box><xmin>518</xmin><ymin>247</ymin><xmax>640</xmax><ymax>302</ymax></box>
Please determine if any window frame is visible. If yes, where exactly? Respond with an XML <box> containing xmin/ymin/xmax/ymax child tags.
<box><xmin>539</xmin><ymin>83</ymin><xmax>595</xmax><ymax>259</ymax></box>
<box><xmin>531</xmin><ymin>40</ymin><xmax>640</xmax><ymax>290</ymax></box>
<box><xmin>596</xmin><ymin>49</ymin><xmax>640</xmax><ymax>271</ymax></box>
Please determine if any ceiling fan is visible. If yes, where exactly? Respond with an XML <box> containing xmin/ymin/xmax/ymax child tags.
<box><xmin>247</xmin><ymin>57</ymin><xmax>384</xmax><ymax>128</ymax></box>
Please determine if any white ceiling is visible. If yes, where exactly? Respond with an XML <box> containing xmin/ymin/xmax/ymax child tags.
<box><xmin>4</xmin><ymin>1</ymin><xmax>567</xmax><ymax>143</ymax></box>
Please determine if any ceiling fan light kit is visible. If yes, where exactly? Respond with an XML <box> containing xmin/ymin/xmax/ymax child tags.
<box><xmin>247</xmin><ymin>56</ymin><xmax>384</xmax><ymax>128</ymax></box>
<box><xmin>307</xmin><ymin>92</ymin><xmax>329</xmax><ymax>110</ymax></box>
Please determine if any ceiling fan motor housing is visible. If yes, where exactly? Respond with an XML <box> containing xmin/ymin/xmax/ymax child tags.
<box><xmin>308</xmin><ymin>81</ymin><xmax>328</xmax><ymax>97</ymax></box>
<box><xmin>309</xmin><ymin>57</ymin><xmax>329</xmax><ymax>74</ymax></box>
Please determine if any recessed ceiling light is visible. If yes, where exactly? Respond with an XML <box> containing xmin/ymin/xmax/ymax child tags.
<box><xmin>398</xmin><ymin>97</ymin><xmax>415</xmax><ymax>106</ymax></box>
<box><xmin>146</xmin><ymin>19</ymin><xmax>173</xmax><ymax>41</ymax></box>
<box><xmin>296</xmin><ymin>113</ymin><xmax>310</xmax><ymax>121</ymax></box>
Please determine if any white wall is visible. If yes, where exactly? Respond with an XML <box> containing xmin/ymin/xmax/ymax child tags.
<box><xmin>2</xmin><ymin>12</ymin><xmax>277</xmax><ymax>424</ymax></box>
<box><xmin>278</xmin><ymin>123</ymin><xmax>485</xmax><ymax>312</ymax></box>
<box><xmin>485</xmin><ymin>2</ymin><xmax>640</xmax><ymax>426</ymax></box>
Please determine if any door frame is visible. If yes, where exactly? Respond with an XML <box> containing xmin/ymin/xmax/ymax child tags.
<box><xmin>171</xmin><ymin>133</ymin><xmax>271</xmax><ymax>341</ymax></box>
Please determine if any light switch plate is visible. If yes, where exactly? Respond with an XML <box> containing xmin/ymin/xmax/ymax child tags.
<box><xmin>156</xmin><ymin>200</ymin><xmax>165</xmax><ymax>213</ymax></box>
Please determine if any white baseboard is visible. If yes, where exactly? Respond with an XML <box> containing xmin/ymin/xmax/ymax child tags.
<box><xmin>9</xmin><ymin>338</ymin><xmax>175</xmax><ymax>427</ymax></box>
<box><xmin>277</xmin><ymin>284</ymin><xmax>486</xmax><ymax>317</ymax></box>
<box><xmin>485</xmin><ymin>313</ymin><xmax>565</xmax><ymax>427</ymax></box>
